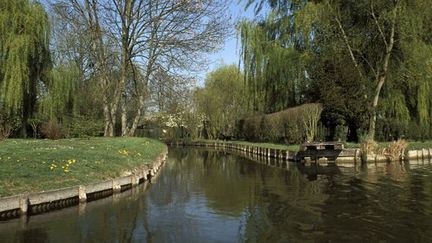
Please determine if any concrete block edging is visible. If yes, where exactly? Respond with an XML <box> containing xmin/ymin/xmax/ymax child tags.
<box><xmin>0</xmin><ymin>148</ymin><xmax>168</xmax><ymax>221</ymax></box>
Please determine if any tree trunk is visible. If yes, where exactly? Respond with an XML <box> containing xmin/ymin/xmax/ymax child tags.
<box><xmin>368</xmin><ymin>75</ymin><xmax>386</xmax><ymax>140</ymax></box>
<box><xmin>128</xmin><ymin>94</ymin><xmax>146</xmax><ymax>136</ymax></box>
<box><xmin>367</xmin><ymin>5</ymin><xmax>397</xmax><ymax>140</ymax></box>
<box><xmin>103</xmin><ymin>100</ymin><xmax>113</xmax><ymax>137</ymax></box>
<box><xmin>121</xmin><ymin>94</ymin><xmax>128</xmax><ymax>136</ymax></box>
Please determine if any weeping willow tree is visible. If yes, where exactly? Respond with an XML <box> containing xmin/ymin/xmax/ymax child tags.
<box><xmin>242</xmin><ymin>0</ymin><xmax>432</xmax><ymax>141</ymax></box>
<box><xmin>0</xmin><ymin>0</ymin><xmax>51</xmax><ymax>137</ymax></box>
<box><xmin>239</xmin><ymin>2</ymin><xmax>315</xmax><ymax>114</ymax></box>
<box><xmin>380</xmin><ymin>0</ymin><xmax>432</xmax><ymax>140</ymax></box>
<box><xmin>40</xmin><ymin>64</ymin><xmax>79</xmax><ymax>119</ymax></box>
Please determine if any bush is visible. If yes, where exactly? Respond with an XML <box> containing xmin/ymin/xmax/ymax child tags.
<box><xmin>67</xmin><ymin>116</ymin><xmax>104</xmax><ymax>138</ymax></box>
<box><xmin>334</xmin><ymin>125</ymin><xmax>348</xmax><ymax>142</ymax></box>
<box><xmin>0</xmin><ymin>114</ymin><xmax>19</xmax><ymax>140</ymax></box>
<box><xmin>0</xmin><ymin>124</ymin><xmax>13</xmax><ymax>140</ymax></box>
<box><xmin>28</xmin><ymin>117</ymin><xmax>44</xmax><ymax>138</ymax></box>
<box><xmin>41</xmin><ymin>120</ymin><xmax>65</xmax><ymax>139</ymax></box>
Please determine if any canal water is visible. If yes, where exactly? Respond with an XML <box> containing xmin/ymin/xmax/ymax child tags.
<box><xmin>1</xmin><ymin>147</ymin><xmax>432</xmax><ymax>242</ymax></box>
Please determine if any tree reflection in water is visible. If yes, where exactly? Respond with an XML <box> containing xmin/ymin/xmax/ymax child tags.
<box><xmin>1</xmin><ymin>147</ymin><xmax>431</xmax><ymax>242</ymax></box>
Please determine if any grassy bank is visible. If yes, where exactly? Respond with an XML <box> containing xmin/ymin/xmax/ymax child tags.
<box><xmin>186</xmin><ymin>139</ymin><xmax>300</xmax><ymax>151</ymax></box>
<box><xmin>0</xmin><ymin>137</ymin><xmax>166</xmax><ymax>197</ymax></box>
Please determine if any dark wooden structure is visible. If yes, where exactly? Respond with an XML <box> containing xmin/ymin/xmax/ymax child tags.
<box><xmin>296</xmin><ymin>142</ymin><xmax>344</xmax><ymax>163</ymax></box>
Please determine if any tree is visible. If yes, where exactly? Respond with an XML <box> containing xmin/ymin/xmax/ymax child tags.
<box><xmin>242</xmin><ymin>0</ymin><xmax>432</xmax><ymax>142</ymax></box>
<box><xmin>238</xmin><ymin>15</ymin><xmax>310</xmax><ymax>113</ymax></box>
<box><xmin>301</xmin><ymin>104</ymin><xmax>323</xmax><ymax>142</ymax></box>
<box><xmin>0</xmin><ymin>0</ymin><xmax>51</xmax><ymax>137</ymax></box>
<box><xmin>54</xmin><ymin>0</ymin><xmax>229</xmax><ymax>137</ymax></box>
<box><xmin>322</xmin><ymin>0</ymin><xmax>399</xmax><ymax>140</ymax></box>
<box><xmin>195</xmin><ymin>65</ymin><xmax>249</xmax><ymax>139</ymax></box>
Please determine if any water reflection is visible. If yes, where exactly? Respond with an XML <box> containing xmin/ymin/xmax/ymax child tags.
<box><xmin>0</xmin><ymin>147</ymin><xmax>431</xmax><ymax>242</ymax></box>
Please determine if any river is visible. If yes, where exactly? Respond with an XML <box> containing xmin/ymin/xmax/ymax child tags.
<box><xmin>1</xmin><ymin>147</ymin><xmax>432</xmax><ymax>242</ymax></box>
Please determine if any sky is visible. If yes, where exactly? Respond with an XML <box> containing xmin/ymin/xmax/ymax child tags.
<box><xmin>196</xmin><ymin>0</ymin><xmax>257</xmax><ymax>85</ymax></box>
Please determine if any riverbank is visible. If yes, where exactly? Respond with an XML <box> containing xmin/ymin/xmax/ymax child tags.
<box><xmin>168</xmin><ymin>139</ymin><xmax>432</xmax><ymax>163</ymax></box>
<box><xmin>0</xmin><ymin>137</ymin><xmax>167</xmax><ymax>220</ymax></box>
<box><xmin>174</xmin><ymin>139</ymin><xmax>432</xmax><ymax>152</ymax></box>
<box><xmin>0</xmin><ymin>137</ymin><xmax>166</xmax><ymax>197</ymax></box>
<box><xmin>171</xmin><ymin>139</ymin><xmax>300</xmax><ymax>151</ymax></box>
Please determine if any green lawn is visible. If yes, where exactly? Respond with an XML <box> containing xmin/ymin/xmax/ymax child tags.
<box><xmin>0</xmin><ymin>137</ymin><xmax>166</xmax><ymax>197</ymax></box>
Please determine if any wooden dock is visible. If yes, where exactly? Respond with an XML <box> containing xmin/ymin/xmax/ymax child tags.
<box><xmin>296</xmin><ymin>142</ymin><xmax>352</xmax><ymax>163</ymax></box>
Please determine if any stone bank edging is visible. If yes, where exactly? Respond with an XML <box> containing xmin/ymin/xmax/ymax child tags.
<box><xmin>0</xmin><ymin>147</ymin><xmax>168</xmax><ymax>221</ymax></box>
<box><xmin>169</xmin><ymin>141</ymin><xmax>432</xmax><ymax>163</ymax></box>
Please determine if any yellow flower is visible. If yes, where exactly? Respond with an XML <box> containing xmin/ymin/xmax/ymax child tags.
<box><xmin>64</xmin><ymin>169</ymin><xmax>70</xmax><ymax>173</ymax></box>
<box><xmin>118</xmin><ymin>149</ymin><xmax>129</xmax><ymax>156</ymax></box>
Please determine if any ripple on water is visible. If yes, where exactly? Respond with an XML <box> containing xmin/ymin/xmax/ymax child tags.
<box><xmin>0</xmin><ymin>148</ymin><xmax>431</xmax><ymax>242</ymax></box>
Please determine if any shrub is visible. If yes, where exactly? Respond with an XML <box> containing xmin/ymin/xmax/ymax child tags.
<box><xmin>67</xmin><ymin>116</ymin><xmax>104</xmax><ymax>138</ymax></box>
<box><xmin>0</xmin><ymin>124</ymin><xmax>13</xmax><ymax>140</ymax></box>
<box><xmin>334</xmin><ymin>125</ymin><xmax>348</xmax><ymax>142</ymax></box>
<box><xmin>28</xmin><ymin>117</ymin><xmax>44</xmax><ymax>138</ymax></box>
<box><xmin>0</xmin><ymin>114</ymin><xmax>19</xmax><ymax>140</ymax></box>
<box><xmin>41</xmin><ymin>120</ymin><xmax>65</xmax><ymax>139</ymax></box>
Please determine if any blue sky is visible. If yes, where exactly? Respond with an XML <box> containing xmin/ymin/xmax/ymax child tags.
<box><xmin>197</xmin><ymin>0</ymin><xmax>257</xmax><ymax>85</ymax></box>
<box><xmin>207</xmin><ymin>1</ymin><xmax>255</xmax><ymax>67</ymax></box>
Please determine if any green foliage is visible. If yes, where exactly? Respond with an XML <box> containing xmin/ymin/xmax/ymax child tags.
<box><xmin>0</xmin><ymin>113</ymin><xmax>20</xmax><ymax>138</ymax></box>
<box><xmin>240</xmin><ymin>0</ymin><xmax>432</xmax><ymax>142</ymax></box>
<box><xmin>66</xmin><ymin>116</ymin><xmax>104</xmax><ymax>138</ymax></box>
<box><xmin>195</xmin><ymin>65</ymin><xmax>249</xmax><ymax>139</ymax></box>
<box><xmin>0</xmin><ymin>0</ymin><xmax>51</xmax><ymax>115</ymax></box>
<box><xmin>238</xmin><ymin>17</ymin><xmax>309</xmax><ymax>113</ymax></box>
<box><xmin>40</xmin><ymin>64</ymin><xmax>79</xmax><ymax>119</ymax></box>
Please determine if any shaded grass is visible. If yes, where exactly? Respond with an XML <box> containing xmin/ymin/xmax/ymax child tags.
<box><xmin>191</xmin><ymin>139</ymin><xmax>300</xmax><ymax>152</ymax></box>
<box><xmin>0</xmin><ymin>137</ymin><xmax>166</xmax><ymax>197</ymax></box>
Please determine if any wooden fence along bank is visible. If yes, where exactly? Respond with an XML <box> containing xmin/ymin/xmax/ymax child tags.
<box><xmin>0</xmin><ymin>148</ymin><xmax>168</xmax><ymax>221</ymax></box>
